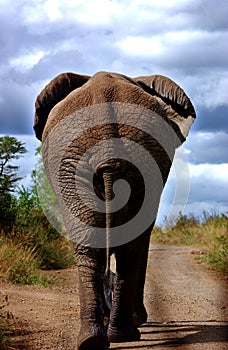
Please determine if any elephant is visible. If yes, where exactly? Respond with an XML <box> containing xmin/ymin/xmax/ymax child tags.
<box><xmin>34</xmin><ymin>71</ymin><xmax>196</xmax><ymax>350</ymax></box>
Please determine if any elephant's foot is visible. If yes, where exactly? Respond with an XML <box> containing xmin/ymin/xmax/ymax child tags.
<box><xmin>78</xmin><ymin>326</ymin><xmax>109</xmax><ymax>350</ymax></box>
<box><xmin>133</xmin><ymin>305</ymin><xmax>148</xmax><ymax>326</ymax></box>
<box><xmin>107</xmin><ymin>325</ymin><xmax>140</xmax><ymax>343</ymax></box>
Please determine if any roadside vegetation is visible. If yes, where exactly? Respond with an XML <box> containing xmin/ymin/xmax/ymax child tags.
<box><xmin>0</xmin><ymin>136</ymin><xmax>75</xmax><ymax>286</ymax></box>
<box><xmin>152</xmin><ymin>212</ymin><xmax>228</xmax><ymax>275</ymax></box>
<box><xmin>0</xmin><ymin>186</ymin><xmax>75</xmax><ymax>286</ymax></box>
<box><xmin>0</xmin><ymin>136</ymin><xmax>75</xmax><ymax>347</ymax></box>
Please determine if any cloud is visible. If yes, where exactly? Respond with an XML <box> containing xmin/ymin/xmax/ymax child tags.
<box><xmin>1</xmin><ymin>0</ymin><xmax>227</xmax><ymax>135</ymax></box>
<box><xmin>185</xmin><ymin>73</ymin><xmax>228</xmax><ymax>110</ymax></box>
<box><xmin>185</xmin><ymin>131</ymin><xmax>228</xmax><ymax>164</ymax></box>
<box><xmin>180</xmin><ymin>0</ymin><xmax>228</xmax><ymax>31</ymax></box>
<box><xmin>192</xmin><ymin>105</ymin><xmax>228</xmax><ymax>133</ymax></box>
<box><xmin>0</xmin><ymin>0</ymin><xmax>227</xmax><ymax>135</ymax></box>
<box><xmin>188</xmin><ymin>163</ymin><xmax>228</xmax><ymax>207</ymax></box>
<box><xmin>0</xmin><ymin>0</ymin><xmax>227</xmax><ymax>225</ymax></box>
<box><xmin>156</xmin><ymin>152</ymin><xmax>228</xmax><ymax>225</ymax></box>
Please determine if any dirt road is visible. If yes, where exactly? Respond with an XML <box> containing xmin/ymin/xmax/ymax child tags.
<box><xmin>1</xmin><ymin>244</ymin><xmax>228</xmax><ymax>349</ymax></box>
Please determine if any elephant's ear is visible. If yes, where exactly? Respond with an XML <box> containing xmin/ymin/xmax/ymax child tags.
<box><xmin>135</xmin><ymin>75</ymin><xmax>196</xmax><ymax>142</ymax></box>
<box><xmin>34</xmin><ymin>72</ymin><xmax>90</xmax><ymax>141</ymax></box>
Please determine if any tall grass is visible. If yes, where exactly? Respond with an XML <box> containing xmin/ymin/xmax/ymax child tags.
<box><xmin>0</xmin><ymin>236</ymin><xmax>56</xmax><ymax>286</ymax></box>
<box><xmin>0</xmin><ymin>189</ymin><xmax>75</xmax><ymax>348</ymax></box>
<box><xmin>152</xmin><ymin>212</ymin><xmax>228</xmax><ymax>275</ymax></box>
<box><xmin>0</xmin><ymin>141</ymin><xmax>76</xmax><ymax>346</ymax></box>
<box><xmin>0</xmin><ymin>187</ymin><xmax>75</xmax><ymax>286</ymax></box>
<box><xmin>14</xmin><ymin>187</ymin><xmax>75</xmax><ymax>271</ymax></box>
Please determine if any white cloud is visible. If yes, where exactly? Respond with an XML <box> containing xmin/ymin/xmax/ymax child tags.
<box><xmin>156</xmin><ymin>147</ymin><xmax>228</xmax><ymax>225</ymax></box>
<box><xmin>43</xmin><ymin>0</ymin><xmax>62</xmax><ymax>21</ymax></box>
<box><xmin>190</xmin><ymin>163</ymin><xmax>228</xmax><ymax>182</ymax></box>
<box><xmin>10</xmin><ymin>51</ymin><xmax>45</xmax><ymax>72</ymax></box>
<box><xmin>117</xmin><ymin>30</ymin><xmax>224</xmax><ymax>57</ymax></box>
<box><xmin>74</xmin><ymin>0</ymin><xmax>123</xmax><ymax>25</ymax></box>
<box><xmin>187</xmin><ymin>71</ymin><xmax>228</xmax><ymax>109</ymax></box>
<box><xmin>21</xmin><ymin>0</ymin><xmax>124</xmax><ymax>25</ymax></box>
<box><xmin>116</xmin><ymin>35</ymin><xmax>164</xmax><ymax>58</ymax></box>
<box><xmin>198</xmin><ymin>75</ymin><xmax>228</xmax><ymax>109</ymax></box>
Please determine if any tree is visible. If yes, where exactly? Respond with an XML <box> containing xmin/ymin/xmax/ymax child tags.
<box><xmin>0</xmin><ymin>136</ymin><xmax>27</xmax><ymax>232</ymax></box>
<box><xmin>32</xmin><ymin>145</ymin><xmax>65</xmax><ymax>234</ymax></box>
<box><xmin>0</xmin><ymin>136</ymin><xmax>27</xmax><ymax>194</ymax></box>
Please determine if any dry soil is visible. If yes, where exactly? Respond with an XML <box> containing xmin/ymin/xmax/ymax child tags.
<box><xmin>1</xmin><ymin>244</ymin><xmax>227</xmax><ymax>350</ymax></box>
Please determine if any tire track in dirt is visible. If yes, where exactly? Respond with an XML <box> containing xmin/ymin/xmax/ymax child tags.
<box><xmin>2</xmin><ymin>244</ymin><xmax>228</xmax><ymax>349</ymax></box>
<box><xmin>122</xmin><ymin>244</ymin><xmax>228</xmax><ymax>350</ymax></box>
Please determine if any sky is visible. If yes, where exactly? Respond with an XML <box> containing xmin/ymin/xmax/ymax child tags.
<box><xmin>0</xmin><ymin>0</ymin><xmax>227</xmax><ymax>226</ymax></box>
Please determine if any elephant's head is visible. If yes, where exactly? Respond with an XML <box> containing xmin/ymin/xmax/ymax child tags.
<box><xmin>34</xmin><ymin>71</ymin><xmax>195</xmax><ymax>144</ymax></box>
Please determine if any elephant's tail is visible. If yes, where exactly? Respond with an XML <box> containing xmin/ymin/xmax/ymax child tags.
<box><xmin>102</xmin><ymin>171</ymin><xmax>115</xmax><ymax>310</ymax></box>
<box><xmin>103</xmin><ymin>171</ymin><xmax>112</xmax><ymax>275</ymax></box>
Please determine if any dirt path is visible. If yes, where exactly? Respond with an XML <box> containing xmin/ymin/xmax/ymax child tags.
<box><xmin>1</xmin><ymin>244</ymin><xmax>227</xmax><ymax>350</ymax></box>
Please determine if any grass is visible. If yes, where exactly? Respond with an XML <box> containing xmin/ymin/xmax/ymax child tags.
<box><xmin>0</xmin><ymin>201</ymin><xmax>75</xmax><ymax>346</ymax></box>
<box><xmin>152</xmin><ymin>212</ymin><xmax>228</xmax><ymax>275</ymax></box>
<box><xmin>0</xmin><ymin>188</ymin><xmax>76</xmax><ymax>284</ymax></box>
<box><xmin>0</xmin><ymin>234</ymin><xmax>57</xmax><ymax>349</ymax></box>
<box><xmin>0</xmin><ymin>296</ymin><xmax>13</xmax><ymax>349</ymax></box>
<box><xmin>0</xmin><ymin>314</ymin><xmax>9</xmax><ymax>349</ymax></box>
<box><xmin>0</xmin><ymin>236</ymin><xmax>57</xmax><ymax>286</ymax></box>
<box><xmin>0</xmin><ymin>313</ymin><xmax>9</xmax><ymax>349</ymax></box>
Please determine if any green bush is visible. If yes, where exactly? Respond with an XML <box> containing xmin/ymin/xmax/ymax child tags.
<box><xmin>0</xmin><ymin>192</ymin><xmax>17</xmax><ymax>233</ymax></box>
<box><xmin>0</xmin><ymin>186</ymin><xmax>75</xmax><ymax>285</ymax></box>
<box><xmin>0</xmin><ymin>139</ymin><xmax>75</xmax><ymax>288</ymax></box>
<box><xmin>14</xmin><ymin>187</ymin><xmax>75</xmax><ymax>270</ymax></box>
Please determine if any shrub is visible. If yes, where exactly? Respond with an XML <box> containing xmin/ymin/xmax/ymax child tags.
<box><xmin>14</xmin><ymin>187</ymin><xmax>75</xmax><ymax>270</ymax></box>
<box><xmin>0</xmin><ymin>193</ymin><xmax>17</xmax><ymax>233</ymax></box>
<box><xmin>0</xmin><ymin>140</ymin><xmax>75</xmax><ymax>288</ymax></box>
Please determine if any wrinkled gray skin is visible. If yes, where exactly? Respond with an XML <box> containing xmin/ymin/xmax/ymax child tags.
<box><xmin>34</xmin><ymin>71</ymin><xmax>196</xmax><ymax>350</ymax></box>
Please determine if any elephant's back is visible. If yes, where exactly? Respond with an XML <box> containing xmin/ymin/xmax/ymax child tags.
<box><xmin>42</xmin><ymin>72</ymin><xmax>162</xmax><ymax>141</ymax></box>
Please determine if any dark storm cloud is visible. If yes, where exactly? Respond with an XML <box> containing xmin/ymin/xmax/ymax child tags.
<box><xmin>179</xmin><ymin>0</ymin><xmax>228</xmax><ymax>31</ymax></box>
<box><xmin>185</xmin><ymin>131</ymin><xmax>228</xmax><ymax>164</ymax></box>
<box><xmin>0</xmin><ymin>0</ymin><xmax>227</xmax><ymax>138</ymax></box>
<box><xmin>194</xmin><ymin>106</ymin><xmax>228</xmax><ymax>133</ymax></box>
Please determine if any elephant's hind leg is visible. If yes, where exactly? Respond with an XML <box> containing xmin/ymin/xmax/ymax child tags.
<box><xmin>107</xmin><ymin>276</ymin><xmax>141</xmax><ymax>343</ymax></box>
<box><xmin>78</xmin><ymin>330</ymin><xmax>109</xmax><ymax>350</ymax></box>
<box><xmin>133</xmin><ymin>228</ymin><xmax>152</xmax><ymax>326</ymax></box>
<box><xmin>76</xmin><ymin>247</ymin><xmax>109</xmax><ymax>350</ymax></box>
<box><xmin>107</xmin><ymin>241</ymin><xmax>143</xmax><ymax>342</ymax></box>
